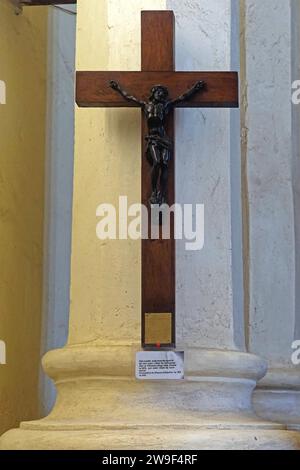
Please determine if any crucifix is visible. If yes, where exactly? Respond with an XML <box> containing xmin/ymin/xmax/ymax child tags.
<box><xmin>22</xmin><ymin>1</ymin><xmax>76</xmax><ymax>5</ymax></box>
<box><xmin>76</xmin><ymin>11</ymin><xmax>238</xmax><ymax>349</ymax></box>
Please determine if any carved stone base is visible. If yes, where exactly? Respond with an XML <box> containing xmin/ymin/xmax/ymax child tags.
<box><xmin>1</xmin><ymin>346</ymin><xmax>300</xmax><ymax>450</ymax></box>
<box><xmin>253</xmin><ymin>367</ymin><xmax>300</xmax><ymax>429</ymax></box>
<box><xmin>2</xmin><ymin>426</ymin><xmax>300</xmax><ymax>450</ymax></box>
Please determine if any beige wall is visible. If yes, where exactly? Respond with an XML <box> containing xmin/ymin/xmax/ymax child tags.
<box><xmin>69</xmin><ymin>0</ymin><xmax>166</xmax><ymax>347</ymax></box>
<box><xmin>0</xmin><ymin>0</ymin><xmax>47</xmax><ymax>434</ymax></box>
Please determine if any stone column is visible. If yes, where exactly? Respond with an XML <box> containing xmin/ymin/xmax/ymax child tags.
<box><xmin>41</xmin><ymin>3</ymin><xmax>76</xmax><ymax>415</ymax></box>
<box><xmin>1</xmin><ymin>0</ymin><xmax>299</xmax><ymax>449</ymax></box>
<box><xmin>240</xmin><ymin>0</ymin><xmax>300</xmax><ymax>429</ymax></box>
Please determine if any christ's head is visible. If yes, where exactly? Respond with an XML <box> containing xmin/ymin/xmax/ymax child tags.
<box><xmin>150</xmin><ymin>85</ymin><xmax>169</xmax><ymax>103</ymax></box>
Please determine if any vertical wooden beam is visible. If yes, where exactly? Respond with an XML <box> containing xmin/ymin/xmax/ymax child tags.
<box><xmin>141</xmin><ymin>11</ymin><xmax>175</xmax><ymax>348</ymax></box>
<box><xmin>141</xmin><ymin>11</ymin><xmax>175</xmax><ymax>71</ymax></box>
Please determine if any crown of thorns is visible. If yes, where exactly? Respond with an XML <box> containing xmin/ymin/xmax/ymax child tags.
<box><xmin>150</xmin><ymin>85</ymin><xmax>169</xmax><ymax>98</ymax></box>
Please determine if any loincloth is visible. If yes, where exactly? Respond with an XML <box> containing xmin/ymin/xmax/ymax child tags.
<box><xmin>146</xmin><ymin>134</ymin><xmax>172</xmax><ymax>148</ymax></box>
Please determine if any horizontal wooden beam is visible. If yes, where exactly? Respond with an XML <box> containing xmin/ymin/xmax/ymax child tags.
<box><xmin>76</xmin><ymin>71</ymin><xmax>239</xmax><ymax>108</ymax></box>
<box><xmin>22</xmin><ymin>1</ymin><xmax>76</xmax><ymax>5</ymax></box>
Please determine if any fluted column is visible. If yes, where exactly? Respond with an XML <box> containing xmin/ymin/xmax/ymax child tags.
<box><xmin>240</xmin><ymin>0</ymin><xmax>300</xmax><ymax>429</ymax></box>
<box><xmin>1</xmin><ymin>0</ymin><xmax>300</xmax><ymax>449</ymax></box>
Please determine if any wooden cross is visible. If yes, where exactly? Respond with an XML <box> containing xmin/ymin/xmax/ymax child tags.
<box><xmin>76</xmin><ymin>11</ymin><xmax>238</xmax><ymax>349</ymax></box>
<box><xmin>22</xmin><ymin>1</ymin><xmax>76</xmax><ymax>5</ymax></box>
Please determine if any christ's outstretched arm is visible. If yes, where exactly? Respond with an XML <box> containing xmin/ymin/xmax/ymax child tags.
<box><xmin>168</xmin><ymin>80</ymin><xmax>205</xmax><ymax>107</ymax></box>
<box><xmin>109</xmin><ymin>80</ymin><xmax>146</xmax><ymax>106</ymax></box>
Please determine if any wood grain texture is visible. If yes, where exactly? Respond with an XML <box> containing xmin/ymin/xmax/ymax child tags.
<box><xmin>141</xmin><ymin>11</ymin><xmax>174</xmax><ymax>72</ymax></box>
<box><xmin>76</xmin><ymin>71</ymin><xmax>239</xmax><ymax>108</ymax></box>
<box><xmin>141</xmin><ymin>11</ymin><xmax>175</xmax><ymax>348</ymax></box>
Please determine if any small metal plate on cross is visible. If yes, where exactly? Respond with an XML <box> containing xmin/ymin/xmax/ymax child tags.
<box><xmin>144</xmin><ymin>312</ymin><xmax>173</xmax><ymax>348</ymax></box>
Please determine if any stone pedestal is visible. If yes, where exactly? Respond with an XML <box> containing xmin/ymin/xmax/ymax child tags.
<box><xmin>254</xmin><ymin>369</ymin><xmax>300</xmax><ymax>429</ymax></box>
<box><xmin>1</xmin><ymin>0</ymin><xmax>300</xmax><ymax>450</ymax></box>
<box><xmin>1</xmin><ymin>345</ymin><xmax>299</xmax><ymax>449</ymax></box>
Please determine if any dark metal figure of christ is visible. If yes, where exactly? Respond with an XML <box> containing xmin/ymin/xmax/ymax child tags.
<box><xmin>109</xmin><ymin>79</ymin><xmax>205</xmax><ymax>205</ymax></box>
